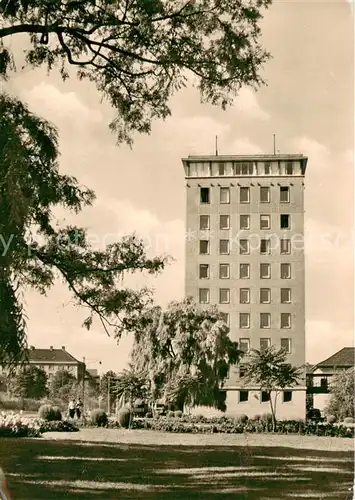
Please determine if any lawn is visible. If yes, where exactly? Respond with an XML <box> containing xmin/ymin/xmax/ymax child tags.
<box><xmin>1</xmin><ymin>429</ymin><xmax>353</xmax><ymax>499</ymax></box>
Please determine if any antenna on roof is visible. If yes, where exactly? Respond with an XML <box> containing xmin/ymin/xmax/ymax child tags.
<box><xmin>273</xmin><ymin>134</ymin><xmax>276</xmax><ymax>155</ymax></box>
<box><xmin>215</xmin><ymin>135</ymin><xmax>218</xmax><ymax>156</ymax></box>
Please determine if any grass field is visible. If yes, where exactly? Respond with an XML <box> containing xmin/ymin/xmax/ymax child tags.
<box><xmin>1</xmin><ymin>429</ymin><xmax>354</xmax><ymax>499</ymax></box>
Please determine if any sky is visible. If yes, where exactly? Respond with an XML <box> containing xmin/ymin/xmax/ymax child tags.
<box><xmin>1</xmin><ymin>0</ymin><xmax>354</xmax><ymax>374</ymax></box>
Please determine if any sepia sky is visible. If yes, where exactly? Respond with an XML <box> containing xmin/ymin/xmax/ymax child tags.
<box><xmin>1</xmin><ymin>0</ymin><xmax>354</xmax><ymax>373</ymax></box>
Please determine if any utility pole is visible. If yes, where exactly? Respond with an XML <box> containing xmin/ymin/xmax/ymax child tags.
<box><xmin>82</xmin><ymin>357</ymin><xmax>86</xmax><ymax>408</ymax></box>
<box><xmin>215</xmin><ymin>135</ymin><xmax>218</xmax><ymax>156</ymax></box>
<box><xmin>273</xmin><ymin>134</ymin><xmax>276</xmax><ymax>155</ymax></box>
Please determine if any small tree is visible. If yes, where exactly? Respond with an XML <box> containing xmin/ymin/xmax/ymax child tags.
<box><xmin>48</xmin><ymin>370</ymin><xmax>78</xmax><ymax>402</ymax></box>
<box><xmin>113</xmin><ymin>366</ymin><xmax>148</xmax><ymax>408</ymax></box>
<box><xmin>325</xmin><ymin>369</ymin><xmax>354</xmax><ymax>421</ymax></box>
<box><xmin>244</xmin><ymin>347</ymin><xmax>303</xmax><ymax>431</ymax></box>
<box><xmin>8</xmin><ymin>365</ymin><xmax>47</xmax><ymax>399</ymax></box>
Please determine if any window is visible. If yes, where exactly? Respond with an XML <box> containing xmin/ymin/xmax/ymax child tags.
<box><xmin>239</xmin><ymin>364</ymin><xmax>246</xmax><ymax>378</ymax></box>
<box><xmin>260</xmin><ymin>215</ymin><xmax>271</xmax><ymax>230</ymax></box>
<box><xmin>200</xmin><ymin>215</ymin><xmax>210</xmax><ymax>230</ymax></box>
<box><xmin>236</xmin><ymin>162</ymin><xmax>253</xmax><ymax>175</ymax></box>
<box><xmin>281</xmin><ymin>288</ymin><xmax>291</xmax><ymax>303</ymax></box>
<box><xmin>260</xmin><ymin>313</ymin><xmax>271</xmax><ymax>329</ymax></box>
<box><xmin>199</xmin><ymin>288</ymin><xmax>209</xmax><ymax>304</ymax></box>
<box><xmin>220</xmin><ymin>312</ymin><xmax>229</xmax><ymax>326</ymax></box>
<box><xmin>239</xmin><ymin>390</ymin><xmax>249</xmax><ymax>402</ymax></box>
<box><xmin>239</xmin><ymin>313</ymin><xmax>250</xmax><ymax>329</ymax></box>
<box><xmin>281</xmin><ymin>263</ymin><xmax>291</xmax><ymax>279</ymax></box>
<box><xmin>240</xmin><ymin>263</ymin><xmax>250</xmax><ymax>279</ymax></box>
<box><xmin>220</xmin><ymin>187</ymin><xmax>230</xmax><ymax>204</ymax></box>
<box><xmin>240</xmin><ymin>214</ymin><xmax>250</xmax><ymax>230</ymax></box>
<box><xmin>260</xmin><ymin>186</ymin><xmax>270</xmax><ymax>203</ymax></box>
<box><xmin>199</xmin><ymin>264</ymin><xmax>209</xmax><ymax>279</ymax></box>
<box><xmin>281</xmin><ymin>338</ymin><xmax>292</xmax><ymax>353</ymax></box>
<box><xmin>280</xmin><ymin>186</ymin><xmax>290</xmax><ymax>203</ymax></box>
<box><xmin>281</xmin><ymin>313</ymin><xmax>291</xmax><ymax>329</ymax></box>
<box><xmin>260</xmin><ymin>338</ymin><xmax>271</xmax><ymax>351</ymax></box>
<box><xmin>219</xmin><ymin>239</ymin><xmax>230</xmax><ymax>254</ymax></box>
<box><xmin>264</xmin><ymin>162</ymin><xmax>271</xmax><ymax>175</ymax></box>
<box><xmin>239</xmin><ymin>338</ymin><xmax>250</xmax><ymax>353</ymax></box>
<box><xmin>260</xmin><ymin>288</ymin><xmax>271</xmax><ymax>304</ymax></box>
<box><xmin>239</xmin><ymin>239</ymin><xmax>249</xmax><ymax>255</ymax></box>
<box><xmin>280</xmin><ymin>238</ymin><xmax>291</xmax><ymax>254</ymax></box>
<box><xmin>219</xmin><ymin>163</ymin><xmax>226</xmax><ymax>176</ymax></box>
<box><xmin>219</xmin><ymin>263</ymin><xmax>230</xmax><ymax>279</ymax></box>
<box><xmin>220</xmin><ymin>214</ymin><xmax>230</xmax><ymax>230</ymax></box>
<box><xmin>260</xmin><ymin>263</ymin><xmax>271</xmax><ymax>279</ymax></box>
<box><xmin>240</xmin><ymin>187</ymin><xmax>250</xmax><ymax>203</ymax></box>
<box><xmin>285</xmin><ymin>162</ymin><xmax>293</xmax><ymax>175</ymax></box>
<box><xmin>219</xmin><ymin>288</ymin><xmax>230</xmax><ymax>304</ymax></box>
<box><xmin>260</xmin><ymin>239</ymin><xmax>270</xmax><ymax>255</ymax></box>
<box><xmin>199</xmin><ymin>240</ymin><xmax>209</xmax><ymax>254</ymax></box>
<box><xmin>240</xmin><ymin>288</ymin><xmax>250</xmax><ymax>304</ymax></box>
<box><xmin>200</xmin><ymin>187</ymin><xmax>210</xmax><ymax>203</ymax></box>
<box><xmin>261</xmin><ymin>391</ymin><xmax>270</xmax><ymax>402</ymax></box>
<box><xmin>283</xmin><ymin>391</ymin><xmax>292</xmax><ymax>403</ymax></box>
<box><xmin>280</xmin><ymin>214</ymin><xmax>290</xmax><ymax>229</ymax></box>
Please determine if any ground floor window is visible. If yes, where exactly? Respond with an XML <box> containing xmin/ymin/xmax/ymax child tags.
<box><xmin>261</xmin><ymin>391</ymin><xmax>270</xmax><ymax>402</ymax></box>
<box><xmin>283</xmin><ymin>391</ymin><xmax>292</xmax><ymax>403</ymax></box>
<box><xmin>239</xmin><ymin>390</ymin><xmax>249</xmax><ymax>402</ymax></box>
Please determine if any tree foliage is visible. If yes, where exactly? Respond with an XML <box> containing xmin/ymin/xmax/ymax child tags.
<box><xmin>48</xmin><ymin>369</ymin><xmax>78</xmax><ymax>401</ymax></box>
<box><xmin>130</xmin><ymin>297</ymin><xmax>241</xmax><ymax>410</ymax></box>
<box><xmin>244</xmin><ymin>347</ymin><xmax>303</xmax><ymax>430</ymax></box>
<box><xmin>0</xmin><ymin>0</ymin><xmax>271</xmax><ymax>144</ymax></box>
<box><xmin>0</xmin><ymin>93</ymin><xmax>167</xmax><ymax>366</ymax></box>
<box><xmin>8</xmin><ymin>365</ymin><xmax>48</xmax><ymax>399</ymax></box>
<box><xmin>325</xmin><ymin>369</ymin><xmax>355</xmax><ymax>420</ymax></box>
<box><xmin>112</xmin><ymin>365</ymin><xmax>149</xmax><ymax>405</ymax></box>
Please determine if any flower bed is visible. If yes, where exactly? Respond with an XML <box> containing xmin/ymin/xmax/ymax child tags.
<box><xmin>0</xmin><ymin>412</ymin><xmax>79</xmax><ymax>437</ymax></box>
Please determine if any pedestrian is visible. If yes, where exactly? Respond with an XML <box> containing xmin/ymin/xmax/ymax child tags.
<box><xmin>0</xmin><ymin>466</ymin><xmax>12</xmax><ymax>500</ymax></box>
<box><xmin>76</xmin><ymin>398</ymin><xmax>83</xmax><ymax>420</ymax></box>
<box><xmin>68</xmin><ymin>399</ymin><xmax>75</xmax><ymax>420</ymax></box>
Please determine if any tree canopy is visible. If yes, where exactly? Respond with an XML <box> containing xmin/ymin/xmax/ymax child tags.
<box><xmin>8</xmin><ymin>365</ymin><xmax>48</xmax><ymax>399</ymax></box>
<box><xmin>325</xmin><ymin>369</ymin><xmax>354</xmax><ymax>420</ymax></box>
<box><xmin>0</xmin><ymin>93</ymin><xmax>167</xmax><ymax>366</ymax></box>
<box><xmin>0</xmin><ymin>0</ymin><xmax>271</xmax><ymax>143</ymax></box>
<box><xmin>129</xmin><ymin>297</ymin><xmax>241</xmax><ymax>410</ymax></box>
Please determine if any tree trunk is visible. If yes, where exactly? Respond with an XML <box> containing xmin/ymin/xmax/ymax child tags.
<box><xmin>268</xmin><ymin>391</ymin><xmax>276</xmax><ymax>432</ymax></box>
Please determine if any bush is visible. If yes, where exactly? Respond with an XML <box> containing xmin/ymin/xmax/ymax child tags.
<box><xmin>117</xmin><ymin>408</ymin><xmax>132</xmax><ymax>428</ymax></box>
<box><xmin>344</xmin><ymin>417</ymin><xmax>354</xmax><ymax>424</ymax></box>
<box><xmin>52</xmin><ymin>406</ymin><xmax>62</xmax><ymax>421</ymax></box>
<box><xmin>145</xmin><ymin>412</ymin><xmax>153</xmax><ymax>418</ymax></box>
<box><xmin>260</xmin><ymin>413</ymin><xmax>273</xmax><ymax>423</ymax></box>
<box><xmin>174</xmin><ymin>410</ymin><xmax>183</xmax><ymax>418</ymax></box>
<box><xmin>326</xmin><ymin>415</ymin><xmax>336</xmax><ymax>424</ymax></box>
<box><xmin>252</xmin><ymin>414</ymin><xmax>261</xmax><ymax>421</ymax></box>
<box><xmin>90</xmin><ymin>409</ymin><xmax>108</xmax><ymax>427</ymax></box>
<box><xmin>235</xmin><ymin>414</ymin><xmax>249</xmax><ymax>424</ymax></box>
<box><xmin>38</xmin><ymin>420</ymin><xmax>78</xmax><ymax>433</ymax></box>
<box><xmin>166</xmin><ymin>410</ymin><xmax>175</xmax><ymax>418</ymax></box>
<box><xmin>38</xmin><ymin>404</ymin><xmax>57</xmax><ymax>421</ymax></box>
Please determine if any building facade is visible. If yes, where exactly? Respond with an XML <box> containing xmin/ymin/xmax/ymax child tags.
<box><xmin>182</xmin><ymin>154</ymin><xmax>308</xmax><ymax>419</ymax></box>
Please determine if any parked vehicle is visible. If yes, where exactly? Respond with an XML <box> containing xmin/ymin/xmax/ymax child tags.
<box><xmin>152</xmin><ymin>401</ymin><xmax>167</xmax><ymax>416</ymax></box>
<box><xmin>131</xmin><ymin>399</ymin><xmax>149</xmax><ymax>416</ymax></box>
<box><xmin>306</xmin><ymin>408</ymin><xmax>324</xmax><ymax>422</ymax></box>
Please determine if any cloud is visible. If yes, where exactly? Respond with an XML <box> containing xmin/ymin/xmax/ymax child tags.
<box><xmin>233</xmin><ymin>88</ymin><xmax>269</xmax><ymax>120</ymax></box>
<box><xmin>21</xmin><ymin>82</ymin><xmax>102</xmax><ymax>125</ymax></box>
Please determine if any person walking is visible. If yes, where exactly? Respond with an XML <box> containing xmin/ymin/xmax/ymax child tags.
<box><xmin>0</xmin><ymin>466</ymin><xmax>12</xmax><ymax>500</ymax></box>
<box><xmin>76</xmin><ymin>398</ymin><xmax>83</xmax><ymax>420</ymax></box>
<box><xmin>68</xmin><ymin>399</ymin><xmax>76</xmax><ymax>420</ymax></box>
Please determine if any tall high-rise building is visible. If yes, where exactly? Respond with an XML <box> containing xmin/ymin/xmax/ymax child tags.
<box><xmin>182</xmin><ymin>154</ymin><xmax>308</xmax><ymax>419</ymax></box>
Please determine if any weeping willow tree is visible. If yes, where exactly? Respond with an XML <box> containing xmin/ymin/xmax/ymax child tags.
<box><xmin>0</xmin><ymin>93</ymin><xmax>167</xmax><ymax>366</ymax></box>
<box><xmin>129</xmin><ymin>297</ymin><xmax>241</xmax><ymax>411</ymax></box>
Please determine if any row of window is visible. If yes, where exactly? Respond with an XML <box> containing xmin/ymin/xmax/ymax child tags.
<box><xmin>200</xmin><ymin>238</ymin><xmax>292</xmax><ymax>255</ymax></box>
<box><xmin>199</xmin><ymin>285</ymin><xmax>291</xmax><ymax>304</ymax></box>
<box><xmin>199</xmin><ymin>262</ymin><xmax>292</xmax><ymax>279</ymax></box>
<box><xmin>200</xmin><ymin>186</ymin><xmax>290</xmax><ymax>204</ymax></box>
<box><xmin>237</xmin><ymin>390</ymin><xmax>293</xmax><ymax>403</ymax></box>
<box><xmin>188</xmin><ymin>161</ymin><xmax>296</xmax><ymax>178</ymax></box>
<box><xmin>211</xmin><ymin>309</ymin><xmax>292</xmax><ymax>329</ymax></box>
<box><xmin>199</xmin><ymin>214</ymin><xmax>292</xmax><ymax>231</ymax></box>
<box><xmin>239</xmin><ymin>337</ymin><xmax>291</xmax><ymax>353</ymax></box>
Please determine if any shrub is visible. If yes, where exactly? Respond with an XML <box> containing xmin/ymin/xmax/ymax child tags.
<box><xmin>260</xmin><ymin>413</ymin><xmax>273</xmax><ymax>423</ymax></box>
<box><xmin>344</xmin><ymin>417</ymin><xmax>354</xmax><ymax>424</ymax></box>
<box><xmin>117</xmin><ymin>408</ymin><xmax>132</xmax><ymax>428</ymax></box>
<box><xmin>52</xmin><ymin>406</ymin><xmax>62</xmax><ymax>421</ymax></box>
<box><xmin>38</xmin><ymin>420</ymin><xmax>78</xmax><ymax>433</ymax></box>
<box><xmin>174</xmin><ymin>410</ymin><xmax>183</xmax><ymax>418</ymax></box>
<box><xmin>145</xmin><ymin>412</ymin><xmax>153</xmax><ymax>418</ymax></box>
<box><xmin>90</xmin><ymin>409</ymin><xmax>108</xmax><ymax>427</ymax></box>
<box><xmin>166</xmin><ymin>410</ymin><xmax>175</xmax><ymax>418</ymax></box>
<box><xmin>326</xmin><ymin>415</ymin><xmax>336</xmax><ymax>424</ymax></box>
<box><xmin>235</xmin><ymin>414</ymin><xmax>249</xmax><ymax>424</ymax></box>
<box><xmin>38</xmin><ymin>404</ymin><xmax>57</xmax><ymax>421</ymax></box>
<box><xmin>252</xmin><ymin>414</ymin><xmax>261</xmax><ymax>421</ymax></box>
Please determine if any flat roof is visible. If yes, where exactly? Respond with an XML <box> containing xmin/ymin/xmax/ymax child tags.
<box><xmin>182</xmin><ymin>154</ymin><xmax>307</xmax><ymax>162</ymax></box>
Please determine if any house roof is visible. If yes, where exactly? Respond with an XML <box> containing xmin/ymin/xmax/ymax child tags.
<box><xmin>26</xmin><ymin>348</ymin><xmax>81</xmax><ymax>364</ymax></box>
<box><xmin>315</xmin><ymin>347</ymin><xmax>355</xmax><ymax>369</ymax></box>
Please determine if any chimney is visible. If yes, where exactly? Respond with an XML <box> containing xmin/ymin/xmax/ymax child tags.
<box><xmin>50</xmin><ymin>346</ymin><xmax>53</xmax><ymax>351</ymax></box>
<box><xmin>61</xmin><ymin>346</ymin><xmax>65</xmax><ymax>351</ymax></box>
